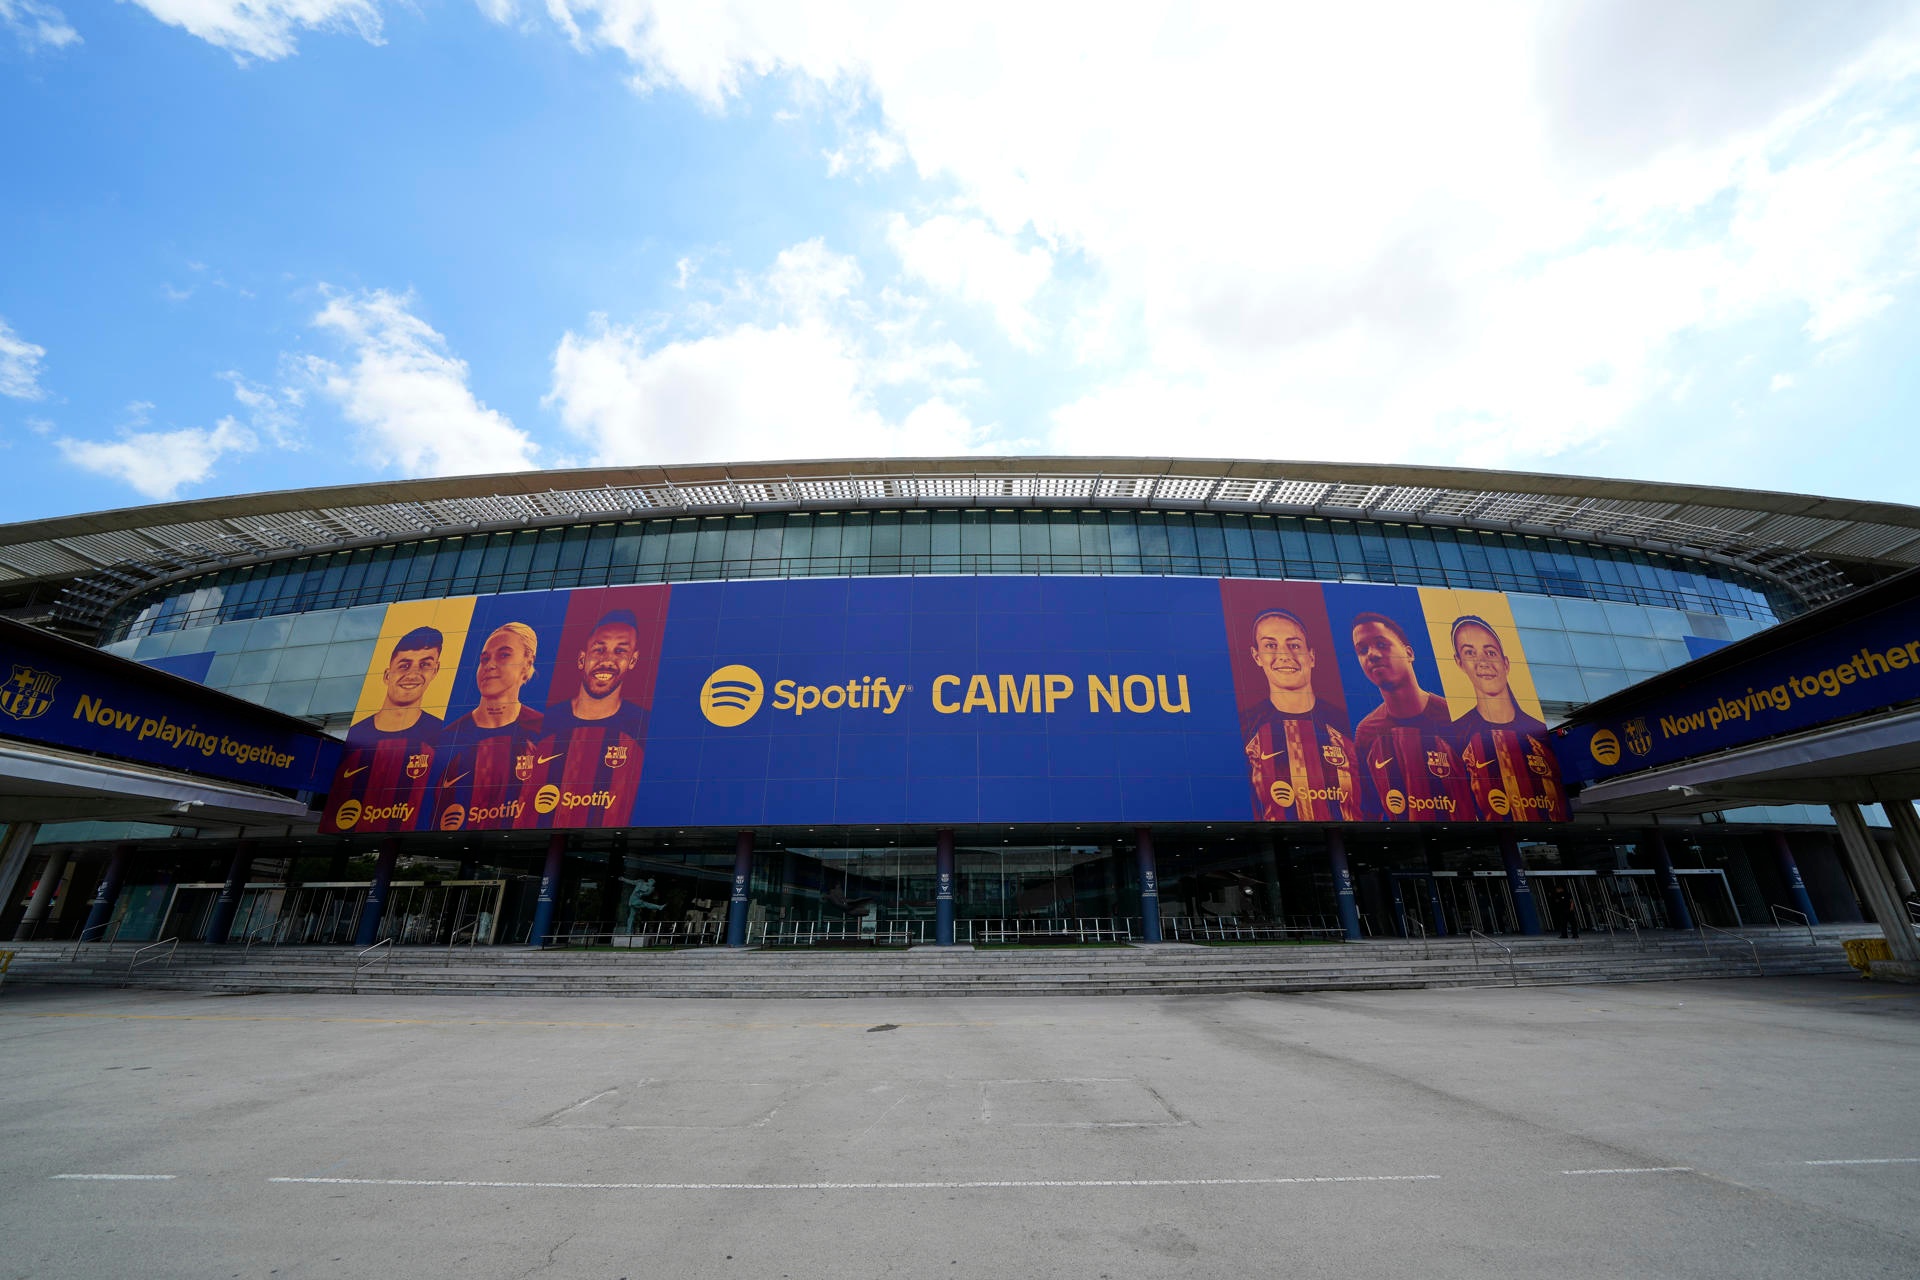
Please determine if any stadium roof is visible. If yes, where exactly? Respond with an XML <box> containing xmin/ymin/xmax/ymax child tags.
<box><xmin>8</xmin><ymin>457</ymin><xmax>1920</xmax><ymax>630</ymax></box>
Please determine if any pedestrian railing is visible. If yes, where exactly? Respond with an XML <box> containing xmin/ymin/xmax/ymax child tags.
<box><xmin>1771</xmin><ymin>905</ymin><xmax>1816</xmax><ymax>946</ymax></box>
<box><xmin>963</xmin><ymin>917</ymin><xmax>1134</xmax><ymax>944</ymax></box>
<box><xmin>1160</xmin><ymin>916</ymin><xmax>1344</xmax><ymax>943</ymax></box>
<box><xmin>1603</xmin><ymin>908</ymin><xmax>1644</xmax><ymax>952</ymax></box>
<box><xmin>1696</xmin><ymin>922</ymin><xmax>1763</xmax><ymax>975</ymax></box>
<box><xmin>350</xmin><ymin>938</ymin><xmax>393</xmax><ymax>991</ymax></box>
<box><xmin>129</xmin><ymin>937</ymin><xmax>178</xmax><ymax>972</ymax></box>
<box><xmin>1469</xmin><ymin>930</ymin><xmax>1517</xmax><ymax>987</ymax></box>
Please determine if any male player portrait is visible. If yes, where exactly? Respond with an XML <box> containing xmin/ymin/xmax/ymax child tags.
<box><xmin>517</xmin><ymin>609</ymin><xmax>652</xmax><ymax>828</ymax></box>
<box><xmin>1445</xmin><ymin>615</ymin><xmax>1569</xmax><ymax>822</ymax></box>
<box><xmin>1349</xmin><ymin>611</ymin><xmax>1473</xmax><ymax>821</ymax></box>
<box><xmin>321</xmin><ymin>625</ymin><xmax>446</xmax><ymax>833</ymax></box>
<box><xmin>432</xmin><ymin>622</ymin><xmax>548</xmax><ymax>831</ymax></box>
<box><xmin>1239</xmin><ymin>608</ymin><xmax>1360</xmax><ymax>821</ymax></box>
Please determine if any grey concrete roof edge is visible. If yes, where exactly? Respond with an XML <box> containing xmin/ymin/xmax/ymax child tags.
<box><xmin>5</xmin><ymin>455</ymin><xmax>1918</xmax><ymax>543</ymax></box>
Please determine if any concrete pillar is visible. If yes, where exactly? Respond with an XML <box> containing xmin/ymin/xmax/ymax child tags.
<box><xmin>0</xmin><ymin>822</ymin><xmax>41</xmax><ymax>925</ymax></box>
<box><xmin>79</xmin><ymin>845</ymin><xmax>133</xmax><ymax>942</ymax></box>
<box><xmin>1423</xmin><ymin>840</ymin><xmax>1448</xmax><ymax>937</ymax></box>
<box><xmin>1770</xmin><ymin>832</ymin><xmax>1819</xmax><ymax>926</ymax></box>
<box><xmin>725</xmin><ymin>830</ymin><xmax>754</xmax><ymax>947</ymax></box>
<box><xmin>1326</xmin><ymin>830</ymin><xmax>1361</xmax><ymax>941</ymax></box>
<box><xmin>1644</xmin><ymin>829</ymin><xmax>1694</xmax><ymax>931</ymax></box>
<box><xmin>528</xmin><ymin>833</ymin><xmax>567</xmax><ymax>948</ymax></box>
<box><xmin>935</xmin><ymin>828</ymin><xmax>956</xmax><ymax>946</ymax></box>
<box><xmin>353</xmin><ymin>838</ymin><xmax>401</xmax><ymax>948</ymax></box>
<box><xmin>14</xmin><ymin>848</ymin><xmax>71</xmax><ymax>941</ymax></box>
<box><xmin>1497</xmin><ymin>832</ymin><xmax>1542</xmax><ymax>936</ymax></box>
<box><xmin>1875</xmin><ymin>833</ymin><xmax>1915</xmax><ymax>898</ymax></box>
<box><xmin>1134</xmin><ymin>827</ymin><xmax>1163</xmax><ymax>943</ymax></box>
<box><xmin>1259</xmin><ymin>834</ymin><xmax>1284</xmax><ymax>923</ymax></box>
<box><xmin>1834</xmin><ymin>802</ymin><xmax>1920</xmax><ymax>963</ymax></box>
<box><xmin>1884</xmin><ymin>801</ymin><xmax>1920</xmax><ymax>902</ymax></box>
<box><xmin>205</xmin><ymin>843</ymin><xmax>254</xmax><ymax>945</ymax></box>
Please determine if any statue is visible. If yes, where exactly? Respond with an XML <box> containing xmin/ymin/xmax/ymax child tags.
<box><xmin>617</xmin><ymin>875</ymin><xmax>665</xmax><ymax>933</ymax></box>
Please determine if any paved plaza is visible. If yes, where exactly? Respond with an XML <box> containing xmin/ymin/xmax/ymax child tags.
<box><xmin>2</xmin><ymin>976</ymin><xmax>1917</xmax><ymax>1279</ymax></box>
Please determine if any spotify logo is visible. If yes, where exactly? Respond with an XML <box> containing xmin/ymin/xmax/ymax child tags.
<box><xmin>701</xmin><ymin>664</ymin><xmax>765</xmax><ymax>727</ymax></box>
<box><xmin>1590</xmin><ymin>730</ymin><xmax>1621</xmax><ymax>767</ymax></box>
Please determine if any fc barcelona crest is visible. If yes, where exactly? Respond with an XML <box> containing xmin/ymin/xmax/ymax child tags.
<box><xmin>1623</xmin><ymin>717</ymin><xmax>1653</xmax><ymax>758</ymax></box>
<box><xmin>1322</xmin><ymin>740</ymin><xmax>1348</xmax><ymax>769</ymax></box>
<box><xmin>603</xmin><ymin>743</ymin><xmax>630</xmax><ymax>769</ymax></box>
<box><xmin>1425</xmin><ymin>748</ymin><xmax>1453</xmax><ymax>779</ymax></box>
<box><xmin>1</xmin><ymin>665</ymin><xmax>59</xmax><ymax>722</ymax></box>
<box><xmin>515</xmin><ymin>750</ymin><xmax>535</xmax><ymax>782</ymax></box>
<box><xmin>1527</xmin><ymin>738</ymin><xmax>1554</xmax><ymax>776</ymax></box>
<box><xmin>406</xmin><ymin>751</ymin><xmax>431</xmax><ymax>780</ymax></box>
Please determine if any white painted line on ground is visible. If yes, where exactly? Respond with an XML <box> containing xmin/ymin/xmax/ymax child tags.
<box><xmin>51</xmin><ymin>1174</ymin><xmax>176</xmax><ymax>1181</ymax></box>
<box><xmin>1804</xmin><ymin>1158</ymin><xmax>1920</xmax><ymax>1166</ymax></box>
<box><xmin>270</xmin><ymin>1174</ymin><xmax>1441</xmax><ymax>1191</ymax></box>
<box><xmin>1559</xmin><ymin>1168</ymin><xmax>1693</xmax><ymax>1176</ymax></box>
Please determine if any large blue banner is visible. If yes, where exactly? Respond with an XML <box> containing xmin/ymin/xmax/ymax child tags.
<box><xmin>318</xmin><ymin>574</ymin><xmax>1572</xmax><ymax>830</ymax></box>
<box><xmin>0</xmin><ymin>620</ymin><xmax>339</xmax><ymax>792</ymax></box>
<box><xmin>1557</xmin><ymin>590</ymin><xmax>1920</xmax><ymax>785</ymax></box>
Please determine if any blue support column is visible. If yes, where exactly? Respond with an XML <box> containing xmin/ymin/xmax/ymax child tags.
<box><xmin>1389</xmin><ymin>876</ymin><xmax>1409</xmax><ymax>938</ymax></box>
<box><xmin>528</xmin><ymin>833</ymin><xmax>566</xmax><ymax>948</ymax></box>
<box><xmin>725</xmin><ymin>831</ymin><xmax>755</xmax><ymax>947</ymax></box>
<box><xmin>1771</xmin><ymin>832</ymin><xmax>1819</xmax><ymax>926</ymax></box>
<box><xmin>1498</xmin><ymin>832</ymin><xmax>1542</xmax><ymax>935</ymax></box>
<box><xmin>1327</xmin><ymin>830</ymin><xmax>1361</xmax><ymax>941</ymax></box>
<box><xmin>1644</xmin><ymin>829</ymin><xmax>1693</xmax><ymax>931</ymax></box>
<box><xmin>79</xmin><ymin>845</ymin><xmax>131</xmax><ymax>942</ymax></box>
<box><xmin>353</xmin><ymin>838</ymin><xmax>400</xmax><ymax>947</ymax></box>
<box><xmin>204</xmin><ymin>842</ymin><xmax>253</xmax><ymax>945</ymax></box>
<box><xmin>1134</xmin><ymin>827</ymin><xmax>1163</xmax><ymax>942</ymax></box>
<box><xmin>935</xmin><ymin>828</ymin><xmax>956</xmax><ymax>946</ymax></box>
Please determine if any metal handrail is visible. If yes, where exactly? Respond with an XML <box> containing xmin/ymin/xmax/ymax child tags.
<box><xmin>1403</xmin><ymin>913</ymin><xmax>1430</xmax><ymax>959</ymax></box>
<box><xmin>242</xmin><ymin>919</ymin><xmax>281</xmax><ymax>952</ymax></box>
<box><xmin>1469</xmin><ymin>930</ymin><xmax>1518</xmax><ymax>987</ymax></box>
<box><xmin>70</xmin><ymin>916</ymin><xmax>124</xmax><ymax>961</ymax></box>
<box><xmin>445</xmin><ymin>923</ymin><xmax>477</xmax><ymax>966</ymax></box>
<box><xmin>129</xmin><ymin>937</ymin><xmax>178</xmax><ymax>972</ymax></box>
<box><xmin>350</xmin><ymin>938</ymin><xmax>393</xmax><ymax>991</ymax></box>
<box><xmin>1771</xmin><ymin>905</ymin><xmax>1816</xmax><ymax>946</ymax></box>
<box><xmin>1603</xmin><ymin>908</ymin><xmax>1643</xmax><ymax>952</ymax></box>
<box><xmin>1907</xmin><ymin>898</ymin><xmax>1920</xmax><ymax>927</ymax></box>
<box><xmin>1697</xmin><ymin>922</ymin><xmax>1763</xmax><ymax>975</ymax></box>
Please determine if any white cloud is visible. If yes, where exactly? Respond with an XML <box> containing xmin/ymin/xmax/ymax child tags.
<box><xmin>0</xmin><ymin>317</ymin><xmax>48</xmax><ymax>400</ymax></box>
<box><xmin>0</xmin><ymin>0</ymin><xmax>79</xmax><ymax>49</ymax></box>
<box><xmin>547</xmin><ymin>241</ymin><xmax>1011</xmax><ymax>464</ymax></box>
<box><xmin>538</xmin><ymin>1</ymin><xmax>1920</xmax><ymax>467</ymax></box>
<box><xmin>125</xmin><ymin>0</ymin><xmax>382</xmax><ymax>62</ymax></box>
<box><xmin>310</xmin><ymin>288</ymin><xmax>538</xmax><ymax>476</ymax></box>
<box><xmin>887</xmin><ymin>213</ymin><xmax>1052</xmax><ymax>349</ymax></box>
<box><xmin>1770</xmin><ymin>373</ymin><xmax>1796</xmax><ymax>392</ymax></box>
<box><xmin>220</xmin><ymin>370</ymin><xmax>303</xmax><ymax>447</ymax></box>
<box><xmin>56</xmin><ymin>404</ymin><xmax>256</xmax><ymax>500</ymax></box>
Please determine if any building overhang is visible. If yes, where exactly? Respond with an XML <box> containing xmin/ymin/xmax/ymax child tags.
<box><xmin>0</xmin><ymin>739</ymin><xmax>317</xmax><ymax>826</ymax></box>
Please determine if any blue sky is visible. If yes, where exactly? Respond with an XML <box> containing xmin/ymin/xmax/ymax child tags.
<box><xmin>3</xmin><ymin>1</ymin><xmax>1919</xmax><ymax>521</ymax></box>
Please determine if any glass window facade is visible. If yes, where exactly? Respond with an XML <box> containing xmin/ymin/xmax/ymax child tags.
<box><xmin>103</xmin><ymin>508</ymin><xmax>1789</xmax><ymax>643</ymax></box>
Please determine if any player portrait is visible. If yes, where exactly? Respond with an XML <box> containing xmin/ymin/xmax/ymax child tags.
<box><xmin>320</xmin><ymin>624</ymin><xmax>449</xmax><ymax>833</ymax></box>
<box><xmin>431</xmin><ymin>599</ymin><xmax>565</xmax><ymax>832</ymax></box>
<box><xmin>1220</xmin><ymin>580</ymin><xmax>1361</xmax><ymax>822</ymax></box>
<box><xmin>1326</xmin><ymin>587</ymin><xmax>1474</xmax><ymax>823</ymax></box>
<box><xmin>1442</xmin><ymin>611</ymin><xmax>1569</xmax><ymax>822</ymax></box>
<box><xmin>514</xmin><ymin>587</ymin><xmax>668</xmax><ymax>829</ymax></box>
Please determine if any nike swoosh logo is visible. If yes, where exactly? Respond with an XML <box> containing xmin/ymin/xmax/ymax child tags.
<box><xmin>341</xmin><ymin>766</ymin><xmax>368</xmax><ymax>778</ymax></box>
<box><xmin>1256</xmin><ymin>750</ymin><xmax>1284</xmax><ymax>761</ymax></box>
<box><xmin>1369</xmin><ymin>751</ymin><xmax>1392</xmax><ymax>771</ymax></box>
<box><xmin>439</xmin><ymin>771</ymin><xmax>470</xmax><ymax>787</ymax></box>
<box><xmin>537</xmin><ymin>753</ymin><xmax>564</xmax><ymax>764</ymax></box>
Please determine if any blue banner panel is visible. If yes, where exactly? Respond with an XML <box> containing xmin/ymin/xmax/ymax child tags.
<box><xmin>0</xmin><ymin>621</ymin><xmax>339</xmax><ymax>791</ymax></box>
<box><xmin>314</xmin><ymin>575</ymin><xmax>1572</xmax><ymax>829</ymax></box>
<box><xmin>1556</xmin><ymin>591</ymin><xmax>1920</xmax><ymax>785</ymax></box>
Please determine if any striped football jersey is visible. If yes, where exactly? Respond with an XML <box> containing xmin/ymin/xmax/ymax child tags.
<box><xmin>1452</xmin><ymin>713</ymin><xmax>1569</xmax><ymax>822</ymax></box>
<box><xmin>1354</xmin><ymin>699</ymin><xmax>1475</xmax><ymax>822</ymax></box>
<box><xmin>320</xmin><ymin>713</ymin><xmax>441</xmax><ymax>833</ymax></box>
<box><xmin>1240</xmin><ymin>701</ymin><xmax>1361</xmax><ymax>821</ymax></box>
<box><xmin>431</xmin><ymin>707</ymin><xmax>547</xmax><ymax>831</ymax></box>
<box><xmin>514</xmin><ymin>705</ymin><xmax>647</xmax><ymax>828</ymax></box>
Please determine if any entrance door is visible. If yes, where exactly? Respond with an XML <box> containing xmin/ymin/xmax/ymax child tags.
<box><xmin>1532</xmin><ymin>871</ymin><xmax>1604</xmax><ymax>935</ymax></box>
<box><xmin>1676</xmin><ymin>869</ymin><xmax>1743</xmax><ymax>928</ymax></box>
<box><xmin>1468</xmin><ymin>871</ymin><xmax>1518</xmax><ymax>934</ymax></box>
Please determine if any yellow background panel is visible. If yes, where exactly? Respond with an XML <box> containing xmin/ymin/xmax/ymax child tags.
<box><xmin>348</xmin><ymin>597</ymin><xmax>476</xmax><ymax>723</ymax></box>
<box><xmin>1416</xmin><ymin>588</ymin><xmax>1544</xmax><ymax>723</ymax></box>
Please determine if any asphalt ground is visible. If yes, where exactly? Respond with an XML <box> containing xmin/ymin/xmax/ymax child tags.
<box><xmin>1</xmin><ymin>976</ymin><xmax>1916</xmax><ymax>1280</ymax></box>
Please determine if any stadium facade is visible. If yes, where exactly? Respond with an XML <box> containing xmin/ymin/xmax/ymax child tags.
<box><xmin>3</xmin><ymin>456</ymin><xmax>1919</xmax><ymax>951</ymax></box>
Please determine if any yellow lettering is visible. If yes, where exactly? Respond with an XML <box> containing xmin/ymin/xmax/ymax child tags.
<box><xmin>933</xmin><ymin>674</ymin><xmax>961</xmax><ymax>714</ymax></box>
<box><xmin>1122</xmin><ymin>675</ymin><xmax>1155</xmax><ymax>713</ymax></box>
<box><xmin>962</xmin><ymin>675</ymin><xmax>997</xmax><ymax>714</ymax></box>
<box><xmin>1043</xmin><ymin>674</ymin><xmax>1074</xmax><ymax>714</ymax></box>
<box><xmin>1156</xmin><ymin>674</ymin><xmax>1190</xmax><ymax>714</ymax></box>
<box><xmin>999</xmin><ymin>673</ymin><xmax>1040</xmax><ymax>714</ymax></box>
<box><xmin>1088</xmin><ymin>675</ymin><xmax>1120</xmax><ymax>713</ymax></box>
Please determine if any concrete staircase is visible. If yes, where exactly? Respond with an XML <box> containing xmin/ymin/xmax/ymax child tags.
<box><xmin>1</xmin><ymin>926</ymin><xmax>1874</xmax><ymax>998</ymax></box>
